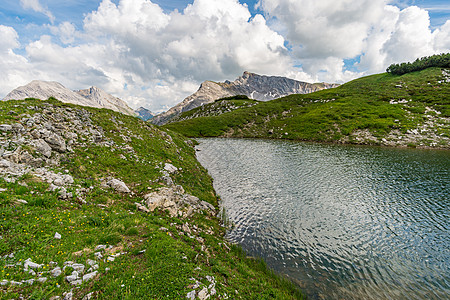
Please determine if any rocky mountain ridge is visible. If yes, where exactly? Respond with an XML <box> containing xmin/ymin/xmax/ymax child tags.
<box><xmin>3</xmin><ymin>81</ymin><xmax>135</xmax><ymax>116</ymax></box>
<box><xmin>135</xmin><ymin>107</ymin><xmax>155</xmax><ymax>121</ymax></box>
<box><xmin>151</xmin><ymin>72</ymin><xmax>339</xmax><ymax>125</ymax></box>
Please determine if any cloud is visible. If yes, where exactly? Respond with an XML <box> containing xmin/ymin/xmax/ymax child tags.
<box><xmin>258</xmin><ymin>0</ymin><xmax>450</xmax><ymax>80</ymax></box>
<box><xmin>49</xmin><ymin>22</ymin><xmax>79</xmax><ymax>44</ymax></box>
<box><xmin>80</xmin><ymin>0</ymin><xmax>293</xmax><ymax>109</ymax></box>
<box><xmin>20</xmin><ymin>0</ymin><xmax>55</xmax><ymax>23</ymax></box>
<box><xmin>1</xmin><ymin>0</ymin><xmax>449</xmax><ymax>113</ymax></box>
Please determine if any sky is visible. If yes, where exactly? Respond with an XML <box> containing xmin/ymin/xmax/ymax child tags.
<box><xmin>0</xmin><ymin>0</ymin><xmax>449</xmax><ymax>112</ymax></box>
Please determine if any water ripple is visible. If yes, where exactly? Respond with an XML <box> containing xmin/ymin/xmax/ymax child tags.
<box><xmin>196</xmin><ymin>138</ymin><xmax>450</xmax><ymax>299</ymax></box>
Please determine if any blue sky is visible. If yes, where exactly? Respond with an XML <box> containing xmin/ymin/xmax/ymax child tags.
<box><xmin>0</xmin><ymin>0</ymin><xmax>449</xmax><ymax>111</ymax></box>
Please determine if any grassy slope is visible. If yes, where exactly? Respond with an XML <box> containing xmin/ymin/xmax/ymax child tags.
<box><xmin>0</xmin><ymin>99</ymin><xmax>302</xmax><ymax>299</ymax></box>
<box><xmin>165</xmin><ymin>68</ymin><xmax>450</xmax><ymax>148</ymax></box>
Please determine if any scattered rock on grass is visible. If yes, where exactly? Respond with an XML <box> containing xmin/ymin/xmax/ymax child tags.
<box><xmin>107</xmin><ymin>178</ymin><xmax>130</xmax><ymax>193</ymax></box>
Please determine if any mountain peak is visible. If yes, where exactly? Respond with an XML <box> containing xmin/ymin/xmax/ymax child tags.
<box><xmin>3</xmin><ymin>80</ymin><xmax>135</xmax><ymax>116</ymax></box>
<box><xmin>151</xmin><ymin>72</ymin><xmax>339</xmax><ymax>125</ymax></box>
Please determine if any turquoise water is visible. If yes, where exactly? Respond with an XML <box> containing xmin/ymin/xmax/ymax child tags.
<box><xmin>196</xmin><ymin>138</ymin><xmax>450</xmax><ymax>299</ymax></box>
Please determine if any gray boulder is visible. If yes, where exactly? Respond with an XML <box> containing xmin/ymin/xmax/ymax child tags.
<box><xmin>0</xmin><ymin>124</ymin><xmax>12</xmax><ymax>131</ymax></box>
<box><xmin>31</xmin><ymin>139</ymin><xmax>52</xmax><ymax>158</ymax></box>
<box><xmin>107</xmin><ymin>178</ymin><xmax>130</xmax><ymax>193</ymax></box>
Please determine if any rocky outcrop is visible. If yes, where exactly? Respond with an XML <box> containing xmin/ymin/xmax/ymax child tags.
<box><xmin>135</xmin><ymin>107</ymin><xmax>155</xmax><ymax>121</ymax></box>
<box><xmin>151</xmin><ymin>72</ymin><xmax>339</xmax><ymax>125</ymax></box>
<box><xmin>3</xmin><ymin>81</ymin><xmax>135</xmax><ymax>116</ymax></box>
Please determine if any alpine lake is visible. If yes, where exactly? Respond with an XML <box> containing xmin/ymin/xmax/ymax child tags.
<box><xmin>195</xmin><ymin>138</ymin><xmax>449</xmax><ymax>300</ymax></box>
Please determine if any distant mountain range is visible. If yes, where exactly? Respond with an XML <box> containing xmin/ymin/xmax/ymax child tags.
<box><xmin>151</xmin><ymin>71</ymin><xmax>339</xmax><ymax>125</ymax></box>
<box><xmin>3</xmin><ymin>80</ymin><xmax>135</xmax><ymax>116</ymax></box>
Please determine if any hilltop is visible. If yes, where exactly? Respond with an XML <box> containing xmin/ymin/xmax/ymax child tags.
<box><xmin>151</xmin><ymin>72</ymin><xmax>338</xmax><ymax>125</ymax></box>
<box><xmin>164</xmin><ymin>67</ymin><xmax>450</xmax><ymax>149</ymax></box>
<box><xmin>3</xmin><ymin>81</ymin><xmax>135</xmax><ymax>117</ymax></box>
<box><xmin>0</xmin><ymin>98</ymin><xmax>302</xmax><ymax>299</ymax></box>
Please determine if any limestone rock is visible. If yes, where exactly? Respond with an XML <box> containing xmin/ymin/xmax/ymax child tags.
<box><xmin>24</xmin><ymin>259</ymin><xmax>42</xmax><ymax>269</ymax></box>
<box><xmin>164</xmin><ymin>163</ymin><xmax>178</xmax><ymax>173</ymax></box>
<box><xmin>44</xmin><ymin>132</ymin><xmax>66</xmax><ymax>152</ymax></box>
<box><xmin>31</xmin><ymin>139</ymin><xmax>52</xmax><ymax>158</ymax></box>
<box><xmin>0</xmin><ymin>124</ymin><xmax>12</xmax><ymax>131</ymax></box>
<box><xmin>82</xmin><ymin>271</ymin><xmax>98</xmax><ymax>282</ymax></box>
<box><xmin>143</xmin><ymin>186</ymin><xmax>215</xmax><ymax>217</ymax></box>
<box><xmin>107</xmin><ymin>178</ymin><xmax>130</xmax><ymax>193</ymax></box>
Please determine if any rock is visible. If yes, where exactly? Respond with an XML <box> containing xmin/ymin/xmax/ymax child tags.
<box><xmin>135</xmin><ymin>202</ymin><xmax>150</xmax><ymax>213</ymax></box>
<box><xmin>200</xmin><ymin>201</ymin><xmax>215</xmax><ymax>212</ymax></box>
<box><xmin>186</xmin><ymin>290</ymin><xmax>196</xmax><ymax>300</ymax></box>
<box><xmin>71</xmin><ymin>279</ymin><xmax>82</xmax><ymax>286</ymax></box>
<box><xmin>23</xmin><ymin>279</ymin><xmax>35</xmax><ymax>285</ymax></box>
<box><xmin>107</xmin><ymin>256</ymin><xmax>115</xmax><ymax>262</ymax></box>
<box><xmin>37</xmin><ymin>277</ymin><xmax>47</xmax><ymax>283</ymax></box>
<box><xmin>95</xmin><ymin>245</ymin><xmax>107</xmax><ymax>251</ymax></box>
<box><xmin>54</xmin><ymin>232</ymin><xmax>62</xmax><ymax>239</ymax></box>
<box><xmin>182</xmin><ymin>223</ymin><xmax>191</xmax><ymax>234</ymax></box>
<box><xmin>107</xmin><ymin>178</ymin><xmax>130</xmax><ymax>193</ymax></box>
<box><xmin>50</xmin><ymin>267</ymin><xmax>62</xmax><ymax>277</ymax></box>
<box><xmin>16</xmin><ymin>199</ymin><xmax>28</xmax><ymax>204</ymax></box>
<box><xmin>63</xmin><ymin>292</ymin><xmax>73</xmax><ymax>300</ymax></box>
<box><xmin>0</xmin><ymin>280</ymin><xmax>8</xmax><ymax>286</ymax></box>
<box><xmin>0</xmin><ymin>159</ymin><xmax>11</xmax><ymax>168</ymax></box>
<box><xmin>65</xmin><ymin>274</ymin><xmax>79</xmax><ymax>283</ymax></box>
<box><xmin>86</xmin><ymin>259</ymin><xmax>97</xmax><ymax>266</ymax></box>
<box><xmin>31</xmin><ymin>139</ymin><xmax>52</xmax><ymax>158</ymax></box>
<box><xmin>12</xmin><ymin>123</ymin><xmax>24</xmax><ymax>133</ymax></box>
<box><xmin>82</xmin><ymin>292</ymin><xmax>94</xmax><ymax>300</ymax></box>
<box><xmin>10</xmin><ymin>280</ymin><xmax>22</xmax><ymax>286</ymax></box>
<box><xmin>72</xmin><ymin>263</ymin><xmax>85</xmax><ymax>273</ymax></box>
<box><xmin>164</xmin><ymin>163</ymin><xmax>178</xmax><ymax>173</ymax></box>
<box><xmin>44</xmin><ymin>132</ymin><xmax>66</xmax><ymax>152</ymax></box>
<box><xmin>24</xmin><ymin>259</ymin><xmax>42</xmax><ymax>269</ymax></box>
<box><xmin>210</xmin><ymin>286</ymin><xmax>217</xmax><ymax>296</ymax></box>
<box><xmin>0</xmin><ymin>124</ymin><xmax>12</xmax><ymax>131</ymax></box>
<box><xmin>82</xmin><ymin>271</ymin><xmax>98</xmax><ymax>282</ymax></box>
<box><xmin>198</xmin><ymin>287</ymin><xmax>210</xmax><ymax>300</ymax></box>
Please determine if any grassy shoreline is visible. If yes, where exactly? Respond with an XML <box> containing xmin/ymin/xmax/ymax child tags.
<box><xmin>0</xmin><ymin>99</ymin><xmax>303</xmax><ymax>299</ymax></box>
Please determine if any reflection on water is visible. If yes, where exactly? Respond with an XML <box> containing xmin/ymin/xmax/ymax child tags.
<box><xmin>196</xmin><ymin>138</ymin><xmax>450</xmax><ymax>299</ymax></box>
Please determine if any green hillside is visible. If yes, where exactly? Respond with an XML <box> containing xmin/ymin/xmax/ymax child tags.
<box><xmin>165</xmin><ymin>67</ymin><xmax>450</xmax><ymax>149</ymax></box>
<box><xmin>0</xmin><ymin>99</ymin><xmax>302</xmax><ymax>299</ymax></box>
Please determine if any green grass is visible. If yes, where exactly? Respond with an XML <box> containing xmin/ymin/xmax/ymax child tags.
<box><xmin>0</xmin><ymin>99</ymin><xmax>303</xmax><ymax>299</ymax></box>
<box><xmin>164</xmin><ymin>68</ymin><xmax>450</xmax><ymax>147</ymax></box>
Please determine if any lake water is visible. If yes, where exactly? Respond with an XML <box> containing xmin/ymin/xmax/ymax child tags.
<box><xmin>195</xmin><ymin>138</ymin><xmax>450</xmax><ymax>299</ymax></box>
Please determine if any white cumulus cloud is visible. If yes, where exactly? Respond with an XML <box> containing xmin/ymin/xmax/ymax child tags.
<box><xmin>1</xmin><ymin>0</ymin><xmax>449</xmax><ymax>113</ymax></box>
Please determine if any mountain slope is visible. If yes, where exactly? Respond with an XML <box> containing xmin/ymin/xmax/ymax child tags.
<box><xmin>3</xmin><ymin>81</ymin><xmax>135</xmax><ymax>116</ymax></box>
<box><xmin>151</xmin><ymin>72</ymin><xmax>339</xmax><ymax>125</ymax></box>
<box><xmin>75</xmin><ymin>86</ymin><xmax>135</xmax><ymax>116</ymax></box>
<box><xmin>165</xmin><ymin>67</ymin><xmax>450</xmax><ymax>149</ymax></box>
<box><xmin>135</xmin><ymin>107</ymin><xmax>155</xmax><ymax>121</ymax></box>
<box><xmin>0</xmin><ymin>98</ymin><xmax>302</xmax><ymax>299</ymax></box>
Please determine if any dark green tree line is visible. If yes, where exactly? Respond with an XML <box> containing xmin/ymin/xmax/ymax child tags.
<box><xmin>386</xmin><ymin>53</ymin><xmax>450</xmax><ymax>75</ymax></box>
